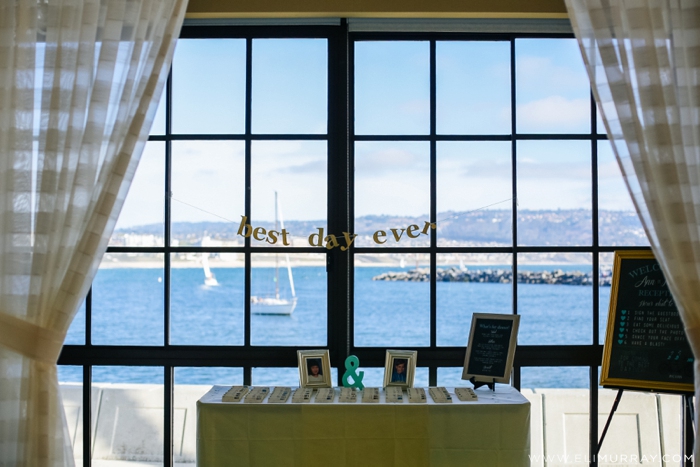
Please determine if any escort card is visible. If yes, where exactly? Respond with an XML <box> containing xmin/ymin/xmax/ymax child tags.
<box><xmin>268</xmin><ymin>387</ymin><xmax>292</xmax><ymax>403</ymax></box>
<box><xmin>291</xmin><ymin>387</ymin><xmax>314</xmax><ymax>403</ymax></box>
<box><xmin>407</xmin><ymin>388</ymin><xmax>427</xmax><ymax>403</ymax></box>
<box><xmin>338</xmin><ymin>387</ymin><xmax>357</xmax><ymax>403</ymax></box>
<box><xmin>243</xmin><ymin>387</ymin><xmax>269</xmax><ymax>403</ymax></box>
<box><xmin>385</xmin><ymin>386</ymin><xmax>404</xmax><ymax>403</ymax></box>
<box><xmin>361</xmin><ymin>387</ymin><xmax>380</xmax><ymax>403</ymax></box>
<box><xmin>315</xmin><ymin>388</ymin><xmax>335</xmax><ymax>403</ymax></box>
<box><xmin>428</xmin><ymin>387</ymin><xmax>452</xmax><ymax>403</ymax></box>
<box><xmin>221</xmin><ymin>386</ymin><xmax>248</xmax><ymax>403</ymax></box>
<box><xmin>455</xmin><ymin>387</ymin><xmax>478</xmax><ymax>402</ymax></box>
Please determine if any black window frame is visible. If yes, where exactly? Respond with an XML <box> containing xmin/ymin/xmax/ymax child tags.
<box><xmin>57</xmin><ymin>20</ymin><xmax>670</xmax><ymax>467</ymax></box>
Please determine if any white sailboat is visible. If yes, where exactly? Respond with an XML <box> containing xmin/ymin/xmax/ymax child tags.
<box><xmin>251</xmin><ymin>192</ymin><xmax>297</xmax><ymax>315</ymax></box>
<box><xmin>201</xmin><ymin>236</ymin><xmax>219</xmax><ymax>287</ymax></box>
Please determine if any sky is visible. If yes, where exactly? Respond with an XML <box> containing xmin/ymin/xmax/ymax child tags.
<box><xmin>115</xmin><ymin>37</ymin><xmax>634</xmax><ymax>230</ymax></box>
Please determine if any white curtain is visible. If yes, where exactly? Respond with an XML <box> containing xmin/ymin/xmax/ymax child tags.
<box><xmin>0</xmin><ymin>0</ymin><xmax>186</xmax><ymax>465</ymax></box>
<box><xmin>565</xmin><ymin>0</ymin><xmax>700</xmax><ymax>452</ymax></box>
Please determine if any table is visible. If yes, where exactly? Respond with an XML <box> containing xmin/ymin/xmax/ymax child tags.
<box><xmin>197</xmin><ymin>385</ymin><xmax>530</xmax><ymax>466</ymax></box>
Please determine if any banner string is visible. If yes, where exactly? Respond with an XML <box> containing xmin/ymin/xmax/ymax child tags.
<box><xmin>169</xmin><ymin>195</ymin><xmax>515</xmax><ymax>234</ymax></box>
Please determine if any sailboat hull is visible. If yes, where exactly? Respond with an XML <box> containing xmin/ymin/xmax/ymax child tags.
<box><xmin>251</xmin><ymin>297</ymin><xmax>298</xmax><ymax>315</ymax></box>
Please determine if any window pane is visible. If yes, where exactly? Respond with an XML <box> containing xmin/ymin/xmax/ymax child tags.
<box><xmin>437</xmin><ymin>141</ymin><xmax>512</xmax><ymax>247</ymax></box>
<box><xmin>251</xmin><ymin>253</ymin><xmax>327</xmax><ymax>346</ymax></box>
<box><xmin>92</xmin><ymin>256</ymin><xmax>164</xmax><ymax>345</ymax></box>
<box><xmin>111</xmin><ymin>142</ymin><xmax>164</xmax><ymax>246</ymax></box>
<box><xmin>92</xmin><ymin>367</ymin><xmax>164</xmax><ymax>464</ymax></box>
<box><xmin>251</xmin><ymin>141</ymin><xmax>327</xmax><ymax>238</ymax></box>
<box><xmin>517</xmin><ymin>253</ymin><xmax>592</xmax><ymax>345</ymax></box>
<box><xmin>356</xmin><ymin>368</ymin><xmax>385</xmax><ymax>388</ymax></box>
<box><xmin>171</xmin><ymin>253</ymin><xmax>244</xmax><ymax>345</ymax></box>
<box><xmin>252</xmin><ymin>39</ymin><xmax>327</xmax><ymax>134</ymax></box>
<box><xmin>520</xmin><ymin>366</ymin><xmax>589</xmax><ymax>389</ymax></box>
<box><xmin>437</xmin><ymin>253</ymin><xmax>513</xmax><ymax>346</ymax></box>
<box><xmin>414</xmin><ymin>368</ymin><xmax>429</xmax><ymax>387</ymax></box>
<box><xmin>252</xmin><ymin>367</ymin><xmax>305</xmax><ymax>387</ymax></box>
<box><xmin>355</xmin><ymin>41</ymin><xmax>430</xmax><ymax>135</ymax></box>
<box><xmin>57</xmin><ymin>368</ymin><xmax>89</xmax><ymax>467</ymax></box>
<box><xmin>516</xmin><ymin>39</ymin><xmax>590</xmax><ymax>134</ymax></box>
<box><xmin>172</xmin><ymin>39</ymin><xmax>246</xmax><ymax>134</ymax></box>
<box><xmin>437</xmin><ymin>41</ymin><xmax>510</xmax><ymax>134</ymax></box>
<box><xmin>517</xmin><ymin>140</ymin><xmax>592</xmax><ymax>246</ymax></box>
<box><xmin>598</xmin><ymin>140</ymin><xmax>648</xmax><ymax>246</ymax></box>
<box><xmin>175</xmin><ymin>367</ymin><xmax>243</xmax><ymax>386</ymax></box>
<box><xmin>438</xmin><ymin>367</ymin><xmax>481</xmax><ymax>387</ymax></box>
<box><xmin>174</xmin><ymin>368</ymin><xmax>241</xmax><ymax>464</ymax></box>
<box><xmin>599</xmin><ymin>252</ymin><xmax>614</xmax><ymax>345</ymax></box>
<box><xmin>171</xmin><ymin>141</ymin><xmax>245</xmax><ymax>246</ymax></box>
<box><xmin>354</xmin><ymin>253</ymin><xmax>430</xmax><ymax>346</ymax></box>
<box><xmin>355</xmin><ymin>141</ymin><xmax>430</xmax><ymax>248</ymax></box>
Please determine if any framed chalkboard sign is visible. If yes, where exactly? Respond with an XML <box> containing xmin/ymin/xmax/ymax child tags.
<box><xmin>462</xmin><ymin>313</ymin><xmax>520</xmax><ymax>384</ymax></box>
<box><xmin>601</xmin><ymin>250</ymin><xmax>694</xmax><ymax>393</ymax></box>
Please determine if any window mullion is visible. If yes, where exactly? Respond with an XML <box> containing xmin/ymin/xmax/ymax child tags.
<box><xmin>327</xmin><ymin>20</ymin><xmax>351</xmax><ymax>383</ymax></box>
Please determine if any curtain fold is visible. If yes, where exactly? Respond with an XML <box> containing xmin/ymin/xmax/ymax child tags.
<box><xmin>565</xmin><ymin>0</ymin><xmax>700</xmax><ymax>454</ymax></box>
<box><xmin>0</xmin><ymin>0</ymin><xmax>186</xmax><ymax>465</ymax></box>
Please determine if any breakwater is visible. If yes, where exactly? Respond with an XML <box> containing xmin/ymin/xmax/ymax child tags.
<box><xmin>372</xmin><ymin>266</ymin><xmax>612</xmax><ymax>286</ymax></box>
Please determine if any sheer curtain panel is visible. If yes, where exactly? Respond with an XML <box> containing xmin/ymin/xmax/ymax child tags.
<box><xmin>0</xmin><ymin>0</ymin><xmax>186</xmax><ymax>465</ymax></box>
<box><xmin>565</xmin><ymin>0</ymin><xmax>700</xmax><ymax>452</ymax></box>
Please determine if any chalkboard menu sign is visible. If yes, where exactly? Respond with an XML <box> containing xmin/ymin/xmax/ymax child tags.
<box><xmin>601</xmin><ymin>250</ymin><xmax>694</xmax><ymax>393</ymax></box>
<box><xmin>462</xmin><ymin>313</ymin><xmax>520</xmax><ymax>384</ymax></box>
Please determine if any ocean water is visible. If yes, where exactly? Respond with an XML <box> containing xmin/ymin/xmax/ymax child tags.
<box><xmin>58</xmin><ymin>265</ymin><xmax>611</xmax><ymax>389</ymax></box>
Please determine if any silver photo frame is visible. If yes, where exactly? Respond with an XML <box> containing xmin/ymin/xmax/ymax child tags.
<box><xmin>383</xmin><ymin>349</ymin><xmax>417</xmax><ymax>389</ymax></box>
<box><xmin>297</xmin><ymin>349</ymin><xmax>332</xmax><ymax>388</ymax></box>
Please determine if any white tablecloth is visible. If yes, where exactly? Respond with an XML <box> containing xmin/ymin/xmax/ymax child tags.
<box><xmin>197</xmin><ymin>385</ymin><xmax>530</xmax><ymax>466</ymax></box>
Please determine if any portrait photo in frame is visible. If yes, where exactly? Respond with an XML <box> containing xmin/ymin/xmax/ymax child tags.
<box><xmin>297</xmin><ymin>349</ymin><xmax>332</xmax><ymax>388</ymax></box>
<box><xmin>462</xmin><ymin>313</ymin><xmax>520</xmax><ymax>384</ymax></box>
<box><xmin>383</xmin><ymin>350</ymin><xmax>417</xmax><ymax>388</ymax></box>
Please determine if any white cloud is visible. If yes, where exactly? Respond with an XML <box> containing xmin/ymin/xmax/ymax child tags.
<box><xmin>518</xmin><ymin>158</ymin><xmax>591</xmax><ymax>180</ymax></box>
<box><xmin>356</xmin><ymin>148</ymin><xmax>428</xmax><ymax>177</ymax></box>
<box><xmin>400</xmin><ymin>99</ymin><xmax>430</xmax><ymax>116</ymax></box>
<box><xmin>517</xmin><ymin>55</ymin><xmax>590</xmax><ymax>94</ymax></box>
<box><xmin>518</xmin><ymin>96</ymin><xmax>590</xmax><ymax>131</ymax></box>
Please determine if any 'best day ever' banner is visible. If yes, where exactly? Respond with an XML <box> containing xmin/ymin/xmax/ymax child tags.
<box><xmin>237</xmin><ymin>216</ymin><xmax>436</xmax><ymax>250</ymax></box>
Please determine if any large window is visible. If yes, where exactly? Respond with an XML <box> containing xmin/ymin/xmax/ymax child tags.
<box><xmin>58</xmin><ymin>22</ymin><xmax>653</xmax><ymax>466</ymax></box>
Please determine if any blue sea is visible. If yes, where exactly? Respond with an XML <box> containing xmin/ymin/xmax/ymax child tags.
<box><xmin>58</xmin><ymin>265</ymin><xmax>611</xmax><ymax>389</ymax></box>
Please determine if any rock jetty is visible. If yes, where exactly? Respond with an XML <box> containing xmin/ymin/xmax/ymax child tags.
<box><xmin>372</xmin><ymin>266</ymin><xmax>612</xmax><ymax>286</ymax></box>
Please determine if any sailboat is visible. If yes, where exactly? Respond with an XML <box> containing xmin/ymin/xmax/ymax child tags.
<box><xmin>251</xmin><ymin>192</ymin><xmax>297</xmax><ymax>315</ymax></box>
<box><xmin>201</xmin><ymin>235</ymin><xmax>219</xmax><ymax>287</ymax></box>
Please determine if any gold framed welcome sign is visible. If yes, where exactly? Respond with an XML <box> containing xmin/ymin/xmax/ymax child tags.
<box><xmin>600</xmin><ymin>250</ymin><xmax>693</xmax><ymax>394</ymax></box>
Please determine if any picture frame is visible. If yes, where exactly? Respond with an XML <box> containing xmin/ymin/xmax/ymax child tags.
<box><xmin>297</xmin><ymin>349</ymin><xmax>332</xmax><ymax>388</ymax></box>
<box><xmin>383</xmin><ymin>350</ymin><xmax>417</xmax><ymax>388</ymax></box>
<box><xmin>462</xmin><ymin>313</ymin><xmax>520</xmax><ymax>384</ymax></box>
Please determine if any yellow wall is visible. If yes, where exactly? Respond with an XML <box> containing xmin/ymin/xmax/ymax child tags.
<box><xmin>186</xmin><ymin>0</ymin><xmax>568</xmax><ymax>19</ymax></box>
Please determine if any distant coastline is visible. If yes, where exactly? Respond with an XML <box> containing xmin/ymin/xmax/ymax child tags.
<box><xmin>372</xmin><ymin>266</ymin><xmax>613</xmax><ymax>286</ymax></box>
<box><xmin>99</xmin><ymin>255</ymin><xmax>613</xmax><ymax>271</ymax></box>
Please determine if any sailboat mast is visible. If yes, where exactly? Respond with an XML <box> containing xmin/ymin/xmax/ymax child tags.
<box><xmin>274</xmin><ymin>191</ymin><xmax>280</xmax><ymax>299</ymax></box>
<box><xmin>276</xmin><ymin>192</ymin><xmax>296</xmax><ymax>299</ymax></box>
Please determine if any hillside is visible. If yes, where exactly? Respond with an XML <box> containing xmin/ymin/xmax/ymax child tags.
<box><xmin>115</xmin><ymin>209</ymin><xmax>647</xmax><ymax>246</ymax></box>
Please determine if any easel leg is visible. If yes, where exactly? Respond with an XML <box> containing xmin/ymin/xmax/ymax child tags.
<box><xmin>682</xmin><ymin>395</ymin><xmax>694</xmax><ymax>467</ymax></box>
<box><xmin>597</xmin><ymin>389</ymin><xmax>624</xmax><ymax>455</ymax></box>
